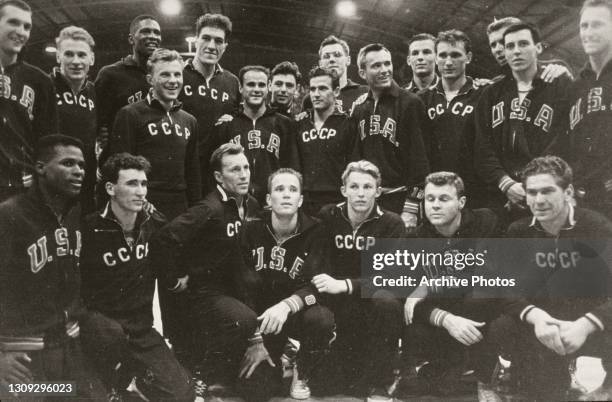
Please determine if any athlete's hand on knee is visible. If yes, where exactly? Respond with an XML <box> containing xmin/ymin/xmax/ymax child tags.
<box><xmin>258</xmin><ymin>302</ymin><xmax>291</xmax><ymax>335</ymax></box>
<box><xmin>442</xmin><ymin>314</ymin><xmax>485</xmax><ymax>346</ymax></box>
<box><xmin>239</xmin><ymin>343</ymin><xmax>275</xmax><ymax>379</ymax></box>
<box><xmin>312</xmin><ymin>274</ymin><xmax>348</xmax><ymax>294</ymax></box>
<box><xmin>558</xmin><ymin>317</ymin><xmax>597</xmax><ymax>355</ymax></box>
<box><xmin>0</xmin><ymin>352</ymin><xmax>33</xmax><ymax>386</ymax></box>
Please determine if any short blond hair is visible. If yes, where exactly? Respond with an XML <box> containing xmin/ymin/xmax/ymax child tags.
<box><xmin>341</xmin><ymin>160</ymin><xmax>382</xmax><ymax>187</ymax></box>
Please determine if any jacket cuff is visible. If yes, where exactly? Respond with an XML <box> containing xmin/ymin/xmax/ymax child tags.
<box><xmin>282</xmin><ymin>295</ymin><xmax>305</xmax><ymax>314</ymax></box>
<box><xmin>499</xmin><ymin>175</ymin><xmax>517</xmax><ymax>194</ymax></box>
<box><xmin>430</xmin><ymin>308</ymin><xmax>450</xmax><ymax>327</ymax></box>
<box><xmin>585</xmin><ymin>313</ymin><xmax>605</xmax><ymax>331</ymax></box>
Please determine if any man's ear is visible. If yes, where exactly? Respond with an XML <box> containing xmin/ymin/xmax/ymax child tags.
<box><xmin>375</xmin><ymin>186</ymin><xmax>382</xmax><ymax>198</ymax></box>
<box><xmin>146</xmin><ymin>74</ymin><xmax>153</xmax><ymax>86</ymax></box>
<box><xmin>358</xmin><ymin>68</ymin><xmax>366</xmax><ymax>81</ymax></box>
<box><xmin>128</xmin><ymin>33</ymin><xmax>135</xmax><ymax>47</ymax></box>
<box><xmin>535</xmin><ymin>42</ymin><xmax>543</xmax><ymax>55</ymax></box>
<box><xmin>346</xmin><ymin>55</ymin><xmax>351</xmax><ymax>67</ymax></box>
<box><xmin>105</xmin><ymin>182</ymin><xmax>115</xmax><ymax>197</ymax></box>
<box><xmin>333</xmin><ymin>86</ymin><xmax>341</xmax><ymax>97</ymax></box>
<box><xmin>298</xmin><ymin>194</ymin><xmax>304</xmax><ymax>208</ymax></box>
<box><xmin>213</xmin><ymin>170</ymin><xmax>222</xmax><ymax>185</ymax></box>
<box><xmin>458</xmin><ymin>195</ymin><xmax>467</xmax><ymax>210</ymax></box>
<box><xmin>466</xmin><ymin>51</ymin><xmax>473</xmax><ymax>64</ymax></box>
<box><xmin>340</xmin><ymin>185</ymin><xmax>347</xmax><ymax>198</ymax></box>
<box><xmin>565</xmin><ymin>184</ymin><xmax>575</xmax><ymax>201</ymax></box>
<box><xmin>35</xmin><ymin>160</ymin><xmax>45</xmax><ymax>176</ymax></box>
<box><xmin>266</xmin><ymin>193</ymin><xmax>272</xmax><ymax>207</ymax></box>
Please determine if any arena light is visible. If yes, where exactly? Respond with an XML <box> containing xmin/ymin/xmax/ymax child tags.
<box><xmin>45</xmin><ymin>45</ymin><xmax>57</xmax><ymax>53</ymax></box>
<box><xmin>160</xmin><ymin>0</ymin><xmax>181</xmax><ymax>16</ymax></box>
<box><xmin>336</xmin><ymin>0</ymin><xmax>356</xmax><ymax>18</ymax></box>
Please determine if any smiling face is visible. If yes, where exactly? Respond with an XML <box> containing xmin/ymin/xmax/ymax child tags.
<box><xmin>504</xmin><ymin>29</ymin><xmax>541</xmax><ymax>73</ymax></box>
<box><xmin>360</xmin><ymin>48</ymin><xmax>393</xmax><ymax>93</ymax></box>
<box><xmin>195</xmin><ymin>26</ymin><xmax>227</xmax><ymax>66</ymax></box>
<box><xmin>269</xmin><ymin>73</ymin><xmax>297</xmax><ymax>108</ymax></box>
<box><xmin>0</xmin><ymin>4</ymin><xmax>31</xmax><ymax>59</ymax></box>
<box><xmin>424</xmin><ymin>183</ymin><xmax>465</xmax><ymax>229</ymax></box>
<box><xmin>57</xmin><ymin>38</ymin><xmax>94</xmax><ymax>84</ymax></box>
<box><xmin>241</xmin><ymin>69</ymin><xmax>269</xmax><ymax>110</ymax></box>
<box><xmin>580</xmin><ymin>5</ymin><xmax>612</xmax><ymax>58</ymax></box>
<box><xmin>148</xmin><ymin>59</ymin><xmax>183</xmax><ymax>103</ymax></box>
<box><xmin>267</xmin><ymin>172</ymin><xmax>303</xmax><ymax>217</ymax></box>
<box><xmin>525</xmin><ymin>173</ymin><xmax>572</xmax><ymax>224</ymax></box>
<box><xmin>37</xmin><ymin>145</ymin><xmax>85</xmax><ymax>199</ymax></box>
<box><xmin>107</xmin><ymin>168</ymin><xmax>148</xmax><ymax>214</ymax></box>
<box><xmin>408</xmin><ymin>39</ymin><xmax>436</xmax><ymax>78</ymax></box>
<box><xmin>129</xmin><ymin>18</ymin><xmax>161</xmax><ymax>58</ymax></box>
<box><xmin>436</xmin><ymin>40</ymin><xmax>471</xmax><ymax>81</ymax></box>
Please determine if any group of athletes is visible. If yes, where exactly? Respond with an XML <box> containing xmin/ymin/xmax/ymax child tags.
<box><xmin>1</xmin><ymin>0</ymin><xmax>612</xmax><ymax>400</ymax></box>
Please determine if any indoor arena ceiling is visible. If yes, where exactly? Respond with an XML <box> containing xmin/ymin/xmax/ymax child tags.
<box><xmin>23</xmin><ymin>0</ymin><xmax>585</xmax><ymax>82</ymax></box>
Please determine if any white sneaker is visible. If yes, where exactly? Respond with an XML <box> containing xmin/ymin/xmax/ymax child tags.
<box><xmin>477</xmin><ymin>381</ymin><xmax>503</xmax><ymax>402</ymax></box>
<box><xmin>290</xmin><ymin>366</ymin><xmax>311</xmax><ymax>400</ymax></box>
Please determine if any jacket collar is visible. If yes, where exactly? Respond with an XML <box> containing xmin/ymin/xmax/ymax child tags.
<box><xmin>406</xmin><ymin>74</ymin><xmax>439</xmax><ymax>92</ymax></box>
<box><xmin>366</xmin><ymin>80</ymin><xmax>401</xmax><ymax>101</ymax></box>
<box><xmin>26</xmin><ymin>183</ymin><xmax>78</xmax><ymax>222</ymax></box>
<box><xmin>579</xmin><ymin>58</ymin><xmax>612</xmax><ymax>80</ymax></box>
<box><xmin>145</xmin><ymin>91</ymin><xmax>183</xmax><ymax>112</ymax></box>
<box><xmin>51</xmin><ymin>67</ymin><xmax>90</xmax><ymax>93</ymax></box>
<box><xmin>433</xmin><ymin>76</ymin><xmax>475</xmax><ymax>97</ymax></box>
<box><xmin>185</xmin><ymin>59</ymin><xmax>224</xmax><ymax>77</ymax></box>
<box><xmin>344</xmin><ymin>78</ymin><xmax>363</xmax><ymax>90</ymax></box>
<box><xmin>263</xmin><ymin>209</ymin><xmax>317</xmax><ymax>241</ymax></box>
<box><xmin>420</xmin><ymin>208</ymin><xmax>475</xmax><ymax>237</ymax></box>
<box><xmin>100</xmin><ymin>202</ymin><xmax>149</xmax><ymax>228</ymax></box>
<box><xmin>338</xmin><ymin>201</ymin><xmax>384</xmax><ymax>222</ymax></box>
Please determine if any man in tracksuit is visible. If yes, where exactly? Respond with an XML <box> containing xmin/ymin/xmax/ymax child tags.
<box><xmin>567</xmin><ymin>0</ymin><xmax>612</xmax><ymax>220</ymax></box>
<box><xmin>269</xmin><ymin>61</ymin><xmax>302</xmax><ymax>118</ymax></box>
<box><xmin>404</xmin><ymin>33</ymin><xmax>440</xmax><ymax>93</ymax></box>
<box><xmin>474</xmin><ymin>23</ymin><xmax>572</xmax><ymax>214</ymax></box>
<box><xmin>110</xmin><ymin>48</ymin><xmax>201</xmax><ymax>220</ymax></box>
<box><xmin>351</xmin><ymin>43</ymin><xmax>430</xmax><ymax>229</ymax></box>
<box><xmin>239</xmin><ymin>168</ymin><xmax>335</xmax><ymax>401</ymax></box>
<box><xmin>179</xmin><ymin>13</ymin><xmax>240</xmax><ymax>193</ymax></box>
<box><xmin>209</xmin><ymin>65</ymin><xmax>295</xmax><ymax>205</ymax></box>
<box><xmin>79</xmin><ymin>153</ymin><xmax>193</xmax><ymax>401</ymax></box>
<box><xmin>51</xmin><ymin>26</ymin><xmax>97</xmax><ymax>214</ymax></box>
<box><xmin>401</xmin><ymin>172</ymin><xmax>500</xmax><ymax>397</ymax></box>
<box><xmin>94</xmin><ymin>14</ymin><xmax>161</xmax><ymax>175</ymax></box>
<box><xmin>293</xmin><ymin>67</ymin><xmax>355</xmax><ymax>216</ymax></box>
<box><xmin>301</xmin><ymin>160</ymin><xmax>405</xmax><ymax>400</ymax></box>
<box><xmin>484</xmin><ymin>156</ymin><xmax>612</xmax><ymax>400</ymax></box>
<box><xmin>0</xmin><ymin>0</ymin><xmax>58</xmax><ymax>202</ymax></box>
<box><xmin>0</xmin><ymin>135</ymin><xmax>104</xmax><ymax>399</ymax></box>
<box><xmin>418</xmin><ymin>30</ymin><xmax>489</xmax><ymax>208</ymax></box>
<box><xmin>150</xmin><ymin>143</ymin><xmax>260</xmax><ymax>396</ymax></box>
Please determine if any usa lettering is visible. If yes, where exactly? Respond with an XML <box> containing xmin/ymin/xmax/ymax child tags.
<box><xmin>27</xmin><ymin>229</ymin><xmax>82</xmax><ymax>273</ymax></box>
<box><xmin>147</xmin><ymin>122</ymin><xmax>191</xmax><ymax>139</ymax></box>
<box><xmin>358</xmin><ymin>115</ymin><xmax>398</xmax><ymax>146</ymax></box>
<box><xmin>252</xmin><ymin>245</ymin><xmax>304</xmax><ymax>278</ymax></box>
<box><xmin>56</xmin><ymin>91</ymin><xmax>95</xmax><ymax>111</ymax></box>
<box><xmin>301</xmin><ymin>128</ymin><xmax>336</xmax><ymax>143</ymax></box>
<box><xmin>231</xmin><ymin>130</ymin><xmax>280</xmax><ymax>158</ymax></box>
<box><xmin>334</xmin><ymin>234</ymin><xmax>376</xmax><ymax>250</ymax></box>
<box><xmin>0</xmin><ymin>76</ymin><xmax>35</xmax><ymax>119</ymax></box>
<box><xmin>492</xmin><ymin>99</ymin><xmax>554</xmax><ymax>132</ymax></box>
<box><xmin>570</xmin><ymin>87</ymin><xmax>611</xmax><ymax>130</ymax></box>
<box><xmin>182</xmin><ymin>85</ymin><xmax>230</xmax><ymax>103</ymax></box>
<box><xmin>102</xmin><ymin>243</ymin><xmax>149</xmax><ymax>267</ymax></box>
<box><xmin>427</xmin><ymin>102</ymin><xmax>474</xmax><ymax>119</ymax></box>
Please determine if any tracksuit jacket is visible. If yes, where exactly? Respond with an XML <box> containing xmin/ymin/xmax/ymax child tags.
<box><xmin>80</xmin><ymin>204</ymin><xmax>167</xmax><ymax>323</ymax></box>
<box><xmin>505</xmin><ymin>206</ymin><xmax>612</xmax><ymax>332</ymax></box>
<box><xmin>209</xmin><ymin>107</ymin><xmax>295</xmax><ymax>204</ymax></box>
<box><xmin>567</xmin><ymin>60</ymin><xmax>612</xmax><ymax>206</ymax></box>
<box><xmin>151</xmin><ymin>185</ymin><xmax>260</xmax><ymax>294</ymax></box>
<box><xmin>110</xmin><ymin>93</ymin><xmax>201</xmax><ymax>204</ymax></box>
<box><xmin>240</xmin><ymin>210</ymin><xmax>320</xmax><ymax>314</ymax></box>
<box><xmin>413</xmin><ymin>208</ymin><xmax>501</xmax><ymax>324</ymax></box>
<box><xmin>303</xmin><ymin>79</ymin><xmax>369</xmax><ymax>114</ymax></box>
<box><xmin>1</xmin><ymin>61</ymin><xmax>58</xmax><ymax>189</ymax></box>
<box><xmin>474</xmin><ymin>70</ymin><xmax>572</xmax><ymax>194</ymax></box>
<box><xmin>0</xmin><ymin>186</ymin><xmax>81</xmax><ymax>339</ymax></box>
<box><xmin>297</xmin><ymin>202</ymin><xmax>405</xmax><ymax>303</ymax></box>
<box><xmin>292</xmin><ymin>109</ymin><xmax>355</xmax><ymax>194</ymax></box>
<box><xmin>350</xmin><ymin>81</ymin><xmax>430</xmax><ymax>214</ymax></box>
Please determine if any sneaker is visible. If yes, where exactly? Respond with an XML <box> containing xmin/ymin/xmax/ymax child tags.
<box><xmin>477</xmin><ymin>381</ymin><xmax>503</xmax><ymax>402</ymax></box>
<box><xmin>289</xmin><ymin>365</ymin><xmax>311</xmax><ymax>400</ymax></box>
<box><xmin>281</xmin><ymin>338</ymin><xmax>301</xmax><ymax>379</ymax></box>
<box><xmin>192</xmin><ymin>376</ymin><xmax>208</xmax><ymax>402</ymax></box>
<box><xmin>366</xmin><ymin>387</ymin><xmax>393</xmax><ymax>402</ymax></box>
<box><xmin>567</xmin><ymin>358</ymin><xmax>589</xmax><ymax>399</ymax></box>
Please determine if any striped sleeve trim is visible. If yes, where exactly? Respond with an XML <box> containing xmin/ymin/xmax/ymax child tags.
<box><xmin>520</xmin><ymin>305</ymin><xmax>536</xmax><ymax>321</ymax></box>
<box><xmin>429</xmin><ymin>308</ymin><xmax>450</xmax><ymax>327</ymax></box>
<box><xmin>585</xmin><ymin>313</ymin><xmax>604</xmax><ymax>331</ymax></box>
<box><xmin>282</xmin><ymin>295</ymin><xmax>304</xmax><ymax>314</ymax></box>
<box><xmin>403</xmin><ymin>200</ymin><xmax>420</xmax><ymax>215</ymax></box>
<box><xmin>346</xmin><ymin>279</ymin><xmax>353</xmax><ymax>295</ymax></box>
<box><xmin>499</xmin><ymin>175</ymin><xmax>517</xmax><ymax>194</ymax></box>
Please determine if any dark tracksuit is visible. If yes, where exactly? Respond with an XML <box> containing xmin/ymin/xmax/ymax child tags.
<box><xmin>299</xmin><ymin>202</ymin><xmax>405</xmax><ymax>389</ymax></box>
<box><xmin>0</xmin><ymin>61</ymin><xmax>58</xmax><ymax>201</ymax></box>
<box><xmin>303</xmin><ymin>78</ymin><xmax>369</xmax><ymax>115</ymax></box>
<box><xmin>351</xmin><ymin>81</ymin><xmax>430</xmax><ymax>215</ymax></box>
<box><xmin>403</xmin><ymin>74</ymin><xmax>440</xmax><ymax>94</ymax></box>
<box><xmin>406</xmin><ymin>208</ymin><xmax>502</xmax><ymax>381</ymax></box>
<box><xmin>209</xmin><ymin>108</ymin><xmax>296</xmax><ymax>205</ymax></box>
<box><xmin>110</xmin><ymin>93</ymin><xmax>201</xmax><ymax>220</ymax></box>
<box><xmin>473</xmin><ymin>70</ymin><xmax>572</xmax><ymax>209</ymax></box>
<box><xmin>418</xmin><ymin>78</ymin><xmax>490</xmax><ymax>208</ymax></box>
<box><xmin>239</xmin><ymin>211</ymin><xmax>335</xmax><ymax>399</ymax></box>
<box><xmin>0</xmin><ymin>186</ymin><xmax>105</xmax><ymax>399</ymax></box>
<box><xmin>79</xmin><ymin>204</ymin><xmax>192</xmax><ymax>401</ymax></box>
<box><xmin>151</xmin><ymin>185</ymin><xmax>260</xmax><ymax>379</ymax></box>
<box><xmin>292</xmin><ymin>110</ymin><xmax>355</xmax><ymax>216</ymax></box>
<box><xmin>485</xmin><ymin>207</ymin><xmax>612</xmax><ymax>399</ymax></box>
<box><xmin>179</xmin><ymin>61</ymin><xmax>241</xmax><ymax>193</ymax></box>
<box><xmin>51</xmin><ymin>69</ymin><xmax>97</xmax><ymax>214</ymax></box>
<box><xmin>567</xmin><ymin>60</ymin><xmax>612</xmax><ymax>219</ymax></box>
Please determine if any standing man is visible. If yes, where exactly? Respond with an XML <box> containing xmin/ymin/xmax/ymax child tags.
<box><xmin>404</xmin><ymin>33</ymin><xmax>439</xmax><ymax>93</ymax></box>
<box><xmin>293</xmin><ymin>67</ymin><xmax>354</xmax><ymax>215</ymax></box>
<box><xmin>151</xmin><ymin>143</ymin><xmax>260</xmax><ymax>397</ymax></box>
<box><xmin>110</xmin><ymin>48</ymin><xmax>200</xmax><ymax>220</ymax></box>
<box><xmin>95</xmin><ymin>14</ymin><xmax>161</xmax><ymax>186</ymax></box>
<box><xmin>418</xmin><ymin>30</ymin><xmax>488</xmax><ymax>208</ymax></box>
<box><xmin>269</xmin><ymin>61</ymin><xmax>301</xmax><ymax>118</ymax></box>
<box><xmin>180</xmin><ymin>13</ymin><xmax>240</xmax><ymax>192</ymax></box>
<box><xmin>568</xmin><ymin>0</ymin><xmax>612</xmax><ymax>220</ymax></box>
<box><xmin>351</xmin><ymin>43</ymin><xmax>430</xmax><ymax>228</ymax></box>
<box><xmin>474</xmin><ymin>23</ymin><xmax>571</xmax><ymax>213</ymax></box>
<box><xmin>79</xmin><ymin>153</ymin><xmax>193</xmax><ymax>401</ymax></box>
<box><xmin>303</xmin><ymin>35</ymin><xmax>368</xmax><ymax>114</ymax></box>
<box><xmin>0</xmin><ymin>0</ymin><xmax>58</xmax><ymax>202</ymax></box>
<box><xmin>211</xmin><ymin>65</ymin><xmax>295</xmax><ymax>205</ymax></box>
<box><xmin>0</xmin><ymin>135</ymin><xmax>104</xmax><ymax>399</ymax></box>
<box><xmin>51</xmin><ymin>26</ymin><xmax>97</xmax><ymax>213</ymax></box>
